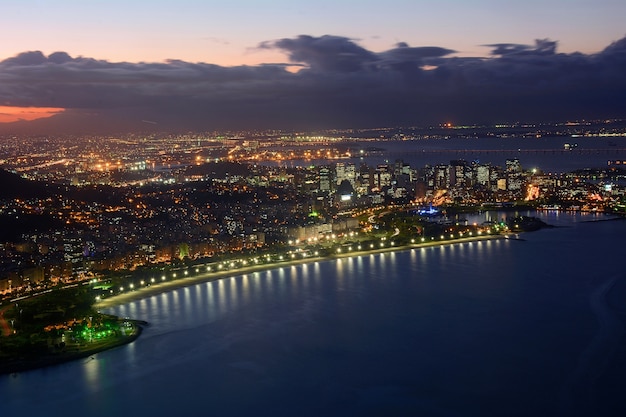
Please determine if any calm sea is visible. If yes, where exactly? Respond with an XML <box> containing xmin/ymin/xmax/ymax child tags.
<box><xmin>272</xmin><ymin>136</ymin><xmax>626</xmax><ymax>173</ymax></box>
<box><xmin>1</xmin><ymin>212</ymin><xmax>625</xmax><ymax>417</ymax></box>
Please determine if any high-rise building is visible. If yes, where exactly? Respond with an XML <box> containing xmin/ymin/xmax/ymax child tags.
<box><xmin>476</xmin><ymin>165</ymin><xmax>491</xmax><ymax>186</ymax></box>
<box><xmin>434</xmin><ymin>164</ymin><xmax>449</xmax><ymax>189</ymax></box>
<box><xmin>335</xmin><ymin>162</ymin><xmax>356</xmax><ymax>187</ymax></box>
<box><xmin>374</xmin><ymin>165</ymin><xmax>392</xmax><ymax>189</ymax></box>
<box><xmin>319</xmin><ymin>166</ymin><xmax>332</xmax><ymax>192</ymax></box>
<box><xmin>449</xmin><ymin>160</ymin><xmax>467</xmax><ymax>188</ymax></box>
<box><xmin>506</xmin><ymin>158</ymin><xmax>522</xmax><ymax>173</ymax></box>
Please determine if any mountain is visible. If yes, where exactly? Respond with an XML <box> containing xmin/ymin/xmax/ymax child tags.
<box><xmin>0</xmin><ymin>169</ymin><xmax>50</xmax><ymax>200</ymax></box>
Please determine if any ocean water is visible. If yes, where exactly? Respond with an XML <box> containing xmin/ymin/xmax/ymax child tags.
<box><xmin>1</xmin><ymin>213</ymin><xmax>625</xmax><ymax>417</ymax></box>
<box><xmin>272</xmin><ymin>136</ymin><xmax>626</xmax><ymax>173</ymax></box>
<box><xmin>377</xmin><ymin>136</ymin><xmax>626</xmax><ymax>173</ymax></box>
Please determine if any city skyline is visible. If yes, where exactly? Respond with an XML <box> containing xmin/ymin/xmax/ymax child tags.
<box><xmin>0</xmin><ymin>1</ymin><xmax>625</xmax><ymax>133</ymax></box>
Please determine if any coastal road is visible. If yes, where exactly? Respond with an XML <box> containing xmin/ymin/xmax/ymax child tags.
<box><xmin>96</xmin><ymin>233</ymin><xmax>506</xmax><ymax>309</ymax></box>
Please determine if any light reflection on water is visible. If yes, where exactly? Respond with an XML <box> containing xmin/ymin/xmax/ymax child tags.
<box><xmin>183</xmin><ymin>287</ymin><xmax>192</xmax><ymax>317</ymax></box>
<box><xmin>194</xmin><ymin>282</ymin><xmax>203</xmax><ymax>315</ymax></box>
<box><xmin>2</xmin><ymin>217</ymin><xmax>626</xmax><ymax>417</ymax></box>
<box><xmin>277</xmin><ymin>267</ymin><xmax>286</xmax><ymax>296</ymax></box>
<box><xmin>334</xmin><ymin>258</ymin><xmax>344</xmax><ymax>281</ymax></box>
<box><xmin>119</xmin><ymin>237</ymin><xmax>520</xmax><ymax>332</ymax></box>
<box><xmin>83</xmin><ymin>356</ymin><xmax>100</xmax><ymax>393</ymax></box>
<box><xmin>240</xmin><ymin>274</ymin><xmax>250</xmax><ymax>305</ymax></box>
<box><xmin>205</xmin><ymin>281</ymin><xmax>216</xmax><ymax>318</ymax></box>
<box><xmin>228</xmin><ymin>277</ymin><xmax>238</xmax><ymax>309</ymax></box>
<box><xmin>462</xmin><ymin>209</ymin><xmax>617</xmax><ymax>227</ymax></box>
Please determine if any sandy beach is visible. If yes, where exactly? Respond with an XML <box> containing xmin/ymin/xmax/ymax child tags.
<box><xmin>96</xmin><ymin>234</ymin><xmax>507</xmax><ymax>309</ymax></box>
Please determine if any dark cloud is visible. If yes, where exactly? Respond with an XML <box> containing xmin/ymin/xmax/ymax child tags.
<box><xmin>47</xmin><ymin>52</ymin><xmax>73</xmax><ymax>64</ymax></box>
<box><xmin>1</xmin><ymin>34</ymin><xmax>625</xmax><ymax>133</ymax></box>
<box><xmin>602</xmin><ymin>36</ymin><xmax>626</xmax><ymax>54</ymax></box>
<box><xmin>486</xmin><ymin>39</ymin><xmax>558</xmax><ymax>56</ymax></box>
<box><xmin>2</xmin><ymin>50</ymin><xmax>48</xmax><ymax>66</ymax></box>
<box><xmin>259</xmin><ymin>35</ymin><xmax>378</xmax><ymax>72</ymax></box>
<box><xmin>378</xmin><ymin>44</ymin><xmax>455</xmax><ymax>72</ymax></box>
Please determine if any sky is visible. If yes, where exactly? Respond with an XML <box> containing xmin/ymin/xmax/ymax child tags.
<box><xmin>0</xmin><ymin>0</ymin><xmax>625</xmax><ymax>132</ymax></box>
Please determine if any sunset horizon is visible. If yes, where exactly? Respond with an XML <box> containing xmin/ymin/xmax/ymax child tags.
<box><xmin>1</xmin><ymin>33</ymin><xmax>625</xmax><ymax>133</ymax></box>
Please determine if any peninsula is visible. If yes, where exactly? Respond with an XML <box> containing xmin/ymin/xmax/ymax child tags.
<box><xmin>0</xmin><ymin>287</ymin><xmax>145</xmax><ymax>375</ymax></box>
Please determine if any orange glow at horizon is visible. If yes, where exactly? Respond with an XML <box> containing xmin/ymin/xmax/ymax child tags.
<box><xmin>0</xmin><ymin>106</ymin><xmax>65</xmax><ymax>123</ymax></box>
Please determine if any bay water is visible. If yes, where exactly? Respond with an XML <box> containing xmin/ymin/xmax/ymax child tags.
<box><xmin>1</xmin><ymin>212</ymin><xmax>625</xmax><ymax>416</ymax></box>
<box><xmin>272</xmin><ymin>136</ymin><xmax>626</xmax><ymax>173</ymax></box>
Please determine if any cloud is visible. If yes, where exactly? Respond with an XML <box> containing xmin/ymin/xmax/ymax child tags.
<box><xmin>1</xmin><ymin>34</ymin><xmax>625</xmax><ymax>133</ymax></box>
<box><xmin>485</xmin><ymin>39</ymin><xmax>558</xmax><ymax>56</ymax></box>
<box><xmin>259</xmin><ymin>35</ymin><xmax>378</xmax><ymax>72</ymax></box>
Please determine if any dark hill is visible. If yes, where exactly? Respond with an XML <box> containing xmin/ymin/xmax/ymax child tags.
<box><xmin>183</xmin><ymin>161</ymin><xmax>252</xmax><ymax>178</ymax></box>
<box><xmin>0</xmin><ymin>169</ymin><xmax>50</xmax><ymax>200</ymax></box>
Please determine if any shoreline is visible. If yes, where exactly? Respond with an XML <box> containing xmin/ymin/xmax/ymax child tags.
<box><xmin>1</xmin><ymin>234</ymin><xmax>509</xmax><ymax>376</ymax></box>
<box><xmin>0</xmin><ymin>319</ymin><xmax>145</xmax><ymax>376</ymax></box>
<box><xmin>96</xmin><ymin>233</ymin><xmax>509</xmax><ymax>309</ymax></box>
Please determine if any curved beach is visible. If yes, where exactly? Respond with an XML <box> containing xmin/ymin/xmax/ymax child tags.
<box><xmin>0</xmin><ymin>234</ymin><xmax>507</xmax><ymax>375</ymax></box>
<box><xmin>96</xmin><ymin>234</ymin><xmax>507</xmax><ymax>309</ymax></box>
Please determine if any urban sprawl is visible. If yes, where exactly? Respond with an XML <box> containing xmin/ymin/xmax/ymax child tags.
<box><xmin>2</xmin><ymin>123</ymin><xmax>626</xmax><ymax>300</ymax></box>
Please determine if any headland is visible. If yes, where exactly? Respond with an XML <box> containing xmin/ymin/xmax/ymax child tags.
<box><xmin>0</xmin><ymin>318</ymin><xmax>145</xmax><ymax>376</ymax></box>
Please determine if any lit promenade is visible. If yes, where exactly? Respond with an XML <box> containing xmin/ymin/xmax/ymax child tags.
<box><xmin>96</xmin><ymin>233</ymin><xmax>507</xmax><ymax>309</ymax></box>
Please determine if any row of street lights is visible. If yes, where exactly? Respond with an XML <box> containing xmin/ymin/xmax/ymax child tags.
<box><xmin>111</xmin><ymin>250</ymin><xmax>324</xmax><ymax>295</ymax></box>
<box><xmin>106</xmin><ymin>229</ymin><xmax>489</xmax><ymax>297</ymax></box>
